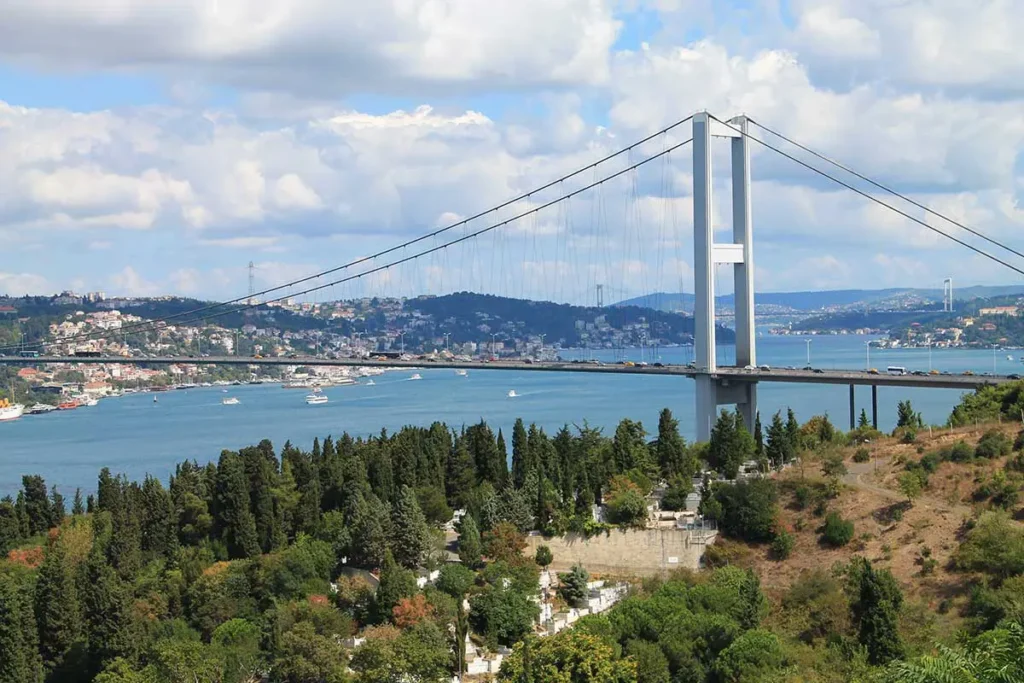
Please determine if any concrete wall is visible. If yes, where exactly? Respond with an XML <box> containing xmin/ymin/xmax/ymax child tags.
<box><xmin>524</xmin><ymin>527</ymin><xmax>717</xmax><ymax>576</ymax></box>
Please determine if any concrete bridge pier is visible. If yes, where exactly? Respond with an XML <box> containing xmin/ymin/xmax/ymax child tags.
<box><xmin>692</xmin><ymin>112</ymin><xmax>757</xmax><ymax>441</ymax></box>
<box><xmin>695</xmin><ymin>374</ymin><xmax>757</xmax><ymax>441</ymax></box>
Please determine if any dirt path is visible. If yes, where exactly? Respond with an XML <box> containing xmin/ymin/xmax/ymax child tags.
<box><xmin>842</xmin><ymin>456</ymin><xmax>903</xmax><ymax>502</ymax></box>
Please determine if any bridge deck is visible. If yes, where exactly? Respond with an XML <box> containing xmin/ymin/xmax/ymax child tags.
<box><xmin>0</xmin><ymin>355</ymin><xmax>1009</xmax><ymax>390</ymax></box>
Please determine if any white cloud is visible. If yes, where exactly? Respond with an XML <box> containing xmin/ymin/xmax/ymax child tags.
<box><xmin>108</xmin><ymin>266</ymin><xmax>160</xmax><ymax>297</ymax></box>
<box><xmin>1</xmin><ymin>2</ymin><xmax>1023</xmax><ymax>297</ymax></box>
<box><xmin>0</xmin><ymin>272</ymin><xmax>50</xmax><ymax>295</ymax></box>
<box><xmin>0</xmin><ymin>0</ymin><xmax>619</xmax><ymax>96</ymax></box>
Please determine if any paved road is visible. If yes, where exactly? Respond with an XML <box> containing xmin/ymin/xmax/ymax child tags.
<box><xmin>0</xmin><ymin>355</ymin><xmax>1014</xmax><ymax>390</ymax></box>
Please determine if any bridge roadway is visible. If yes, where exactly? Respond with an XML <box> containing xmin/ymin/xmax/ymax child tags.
<box><xmin>0</xmin><ymin>355</ymin><xmax>1012</xmax><ymax>390</ymax></box>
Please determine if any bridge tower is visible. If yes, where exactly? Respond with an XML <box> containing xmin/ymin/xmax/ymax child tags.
<box><xmin>692</xmin><ymin>113</ymin><xmax>757</xmax><ymax>441</ymax></box>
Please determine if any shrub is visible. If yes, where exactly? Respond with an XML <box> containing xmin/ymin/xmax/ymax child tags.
<box><xmin>853</xmin><ymin>448</ymin><xmax>871</xmax><ymax>463</ymax></box>
<box><xmin>975</xmin><ymin>430</ymin><xmax>1012</xmax><ymax>459</ymax></box>
<box><xmin>1014</xmin><ymin>429</ymin><xmax>1024</xmax><ymax>452</ymax></box>
<box><xmin>949</xmin><ymin>440</ymin><xmax>974</xmax><ymax>462</ymax></box>
<box><xmin>771</xmin><ymin>531</ymin><xmax>795</xmax><ymax>560</ymax></box>
<box><xmin>794</xmin><ymin>485</ymin><xmax>812</xmax><ymax>510</ymax></box>
<box><xmin>821</xmin><ymin>512</ymin><xmax>854</xmax><ymax>548</ymax></box>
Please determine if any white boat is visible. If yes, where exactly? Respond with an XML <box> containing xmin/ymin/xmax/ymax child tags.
<box><xmin>1009</xmin><ymin>355</ymin><xmax>1014</xmax><ymax>361</ymax></box>
<box><xmin>507</xmin><ymin>390</ymin><xmax>518</xmax><ymax>398</ymax></box>
<box><xmin>365</xmin><ymin>380</ymin><xmax>376</xmax><ymax>386</ymax></box>
<box><xmin>153</xmin><ymin>396</ymin><xmax>158</xmax><ymax>403</ymax></box>
<box><xmin>455</xmin><ymin>369</ymin><xmax>468</xmax><ymax>377</ymax></box>
<box><xmin>409</xmin><ymin>373</ymin><xmax>423</xmax><ymax>381</ymax></box>
<box><xmin>26</xmin><ymin>404</ymin><xmax>57</xmax><ymax>415</ymax></box>
<box><xmin>222</xmin><ymin>397</ymin><xmax>240</xmax><ymax>405</ymax></box>
<box><xmin>0</xmin><ymin>399</ymin><xmax>25</xmax><ymax>422</ymax></box>
<box><xmin>305</xmin><ymin>393</ymin><xmax>329</xmax><ymax>405</ymax></box>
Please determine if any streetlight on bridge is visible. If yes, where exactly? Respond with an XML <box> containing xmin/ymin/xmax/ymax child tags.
<box><xmin>805</xmin><ymin>339</ymin><xmax>812</xmax><ymax>367</ymax></box>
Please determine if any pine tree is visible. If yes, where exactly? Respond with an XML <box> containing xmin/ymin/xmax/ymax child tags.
<box><xmin>765</xmin><ymin>412</ymin><xmax>787</xmax><ymax>471</ymax></box>
<box><xmin>457</xmin><ymin>514</ymin><xmax>483</xmax><ymax>569</ymax></box>
<box><xmin>34</xmin><ymin>538</ymin><xmax>81</xmax><ymax>674</ymax></box>
<box><xmin>21</xmin><ymin>475</ymin><xmax>51</xmax><ymax>536</ymax></box>
<box><xmin>72</xmin><ymin>489</ymin><xmax>84</xmax><ymax>517</ymax></box>
<box><xmin>214</xmin><ymin>451</ymin><xmax>260</xmax><ymax>559</ymax></box>
<box><xmin>49</xmin><ymin>487</ymin><xmax>66</xmax><ymax>528</ymax></box>
<box><xmin>557</xmin><ymin>564</ymin><xmax>590</xmax><ymax>608</ymax></box>
<box><xmin>656</xmin><ymin>408</ymin><xmax>689</xmax><ymax>479</ymax></box>
<box><xmin>82</xmin><ymin>551</ymin><xmax>133</xmax><ymax>674</ymax></box>
<box><xmin>390</xmin><ymin>486</ymin><xmax>429</xmax><ymax>569</ymax></box>
<box><xmin>0</xmin><ymin>572</ymin><xmax>42</xmax><ymax>683</ymax></box>
<box><xmin>106</xmin><ymin>482</ymin><xmax>142</xmax><ymax>580</ymax></box>
<box><xmin>375</xmin><ymin>549</ymin><xmax>416</xmax><ymax>623</ymax></box>
<box><xmin>858</xmin><ymin>409</ymin><xmax>870</xmax><ymax>429</ymax></box>
<box><xmin>500</xmin><ymin>477</ymin><xmax>535</xmax><ymax>532</ymax></box>
<box><xmin>707</xmin><ymin>410</ymin><xmax>754</xmax><ymax>479</ymax></box>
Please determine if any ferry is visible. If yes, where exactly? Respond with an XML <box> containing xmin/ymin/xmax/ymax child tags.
<box><xmin>305</xmin><ymin>393</ymin><xmax>329</xmax><ymax>405</ymax></box>
<box><xmin>0</xmin><ymin>398</ymin><xmax>25</xmax><ymax>422</ymax></box>
<box><xmin>57</xmin><ymin>399</ymin><xmax>80</xmax><ymax>410</ymax></box>
<box><xmin>222</xmin><ymin>397</ymin><xmax>240</xmax><ymax>405</ymax></box>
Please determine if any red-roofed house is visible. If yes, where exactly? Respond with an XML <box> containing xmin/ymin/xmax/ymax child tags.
<box><xmin>17</xmin><ymin>368</ymin><xmax>38</xmax><ymax>380</ymax></box>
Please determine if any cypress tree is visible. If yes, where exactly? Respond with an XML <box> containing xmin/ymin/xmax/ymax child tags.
<box><xmin>14</xmin><ymin>493</ymin><xmax>30</xmax><ymax>538</ymax></box>
<box><xmin>457</xmin><ymin>514</ymin><xmax>483</xmax><ymax>569</ymax></box>
<box><xmin>0</xmin><ymin>497</ymin><xmax>21</xmax><ymax>556</ymax></box>
<box><xmin>739</xmin><ymin>569</ymin><xmax>766</xmax><ymax>630</ymax></box>
<box><xmin>72</xmin><ymin>489</ymin><xmax>84</xmax><ymax>517</ymax></box>
<box><xmin>390</xmin><ymin>486</ymin><xmax>429</xmax><ymax>569</ymax></box>
<box><xmin>107</xmin><ymin>482</ymin><xmax>142</xmax><ymax>580</ymax></box>
<box><xmin>765</xmin><ymin>412</ymin><xmax>787</xmax><ymax>471</ymax></box>
<box><xmin>0</xmin><ymin>572</ymin><xmax>42</xmax><ymax>683</ymax></box>
<box><xmin>96</xmin><ymin>468</ymin><xmax>120</xmax><ymax>516</ymax></box>
<box><xmin>85</xmin><ymin>495</ymin><xmax>95</xmax><ymax>514</ymax></box>
<box><xmin>49</xmin><ymin>487</ymin><xmax>65</xmax><ymax>528</ymax></box>
<box><xmin>21</xmin><ymin>475</ymin><xmax>51</xmax><ymax>536</ymax></box>
<box><xmin>34</xmin><ymin>538</ymin><xmax>81</xmax><ymax>674</ymax></box>
<box><xmin>81</xmin><ymin>551</ymin><xmax>133</xmax><ymax>674</ymax></box>
<box><xmin>445</xmin><ymin>439</ymin><xmax>476</xmax><ymax>510</ymax></box>
<box><xmin>656</xmin><ymin>408</ymin><xmax>688</xmax><ymax>479</ymax></box>
<box><xmin>511</xmin><ymin>419</ymin><xmax>529</xmax><ymax>489</ymax></box>
<box><xmin>753</xmin><ymin>413</ymin><xmax>764</xmax><ymax>460</ymax></box>
<box><xmin>853</xmin><ymin>559</ymin><xmax>904</xmax><ymax>665</ymax></box>
<box><xmin>785</xmin><ymin>408</ymin><xmax>800</xmax><ymax>459</ymax></box>
<box><xmin>139</xmin><ymin>476</ymin><xmax>175</xmax><ymax>558</ymax></box>
<box><xmin>214</xmin><ymin>451</ymin><xmax>260</xmax><ymax>559</ymax></box>
<box><xmin>242</xmin><ymin>446</ymin><xmax>280</xmax><ymax>553</ymax></box>
<box><xmin>375</xmin><ymin>549</ymin><xmax>416</xmax><ymax>623</ymax></box>
<box><xmin>348</xmin><ymin>494</ymin><xmax>390</xmax><ymax>569</ymax></box>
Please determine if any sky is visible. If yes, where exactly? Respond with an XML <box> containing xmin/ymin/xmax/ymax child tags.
<box><xmin>1</xmin><ymin>0</ymin><xmax>1023</xmax><ymax>303</ymax></box>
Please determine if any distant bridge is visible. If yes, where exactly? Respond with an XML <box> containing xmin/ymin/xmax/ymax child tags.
<box><xmin>1</xmin><ymin>354</ymin><xmax>1007</xmax><ymax>430</ymax></box>
<box><xmin>3</xmin><ymin>112</ymin><xmax>1022</xmax><ymax>438</ymax></box>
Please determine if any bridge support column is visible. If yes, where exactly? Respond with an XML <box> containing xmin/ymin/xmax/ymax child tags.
<box><xmin>692</xmin><ymin>112</ymin><xmax>757</xmax><ymax>441</ymax></box>
<box><xmin>695</xmin><ymin>374</ymin><xmax>757</xmax><ymax>442</ymax></box>
<box><xmin>871</xmin><ymin>384</ymin><xmax>878</xmax><ymax>430</ymax></box>
<box><xmin>849</xmin><ymin>384</ymin><xmax>855</xmax><ymax>430</ymax></box>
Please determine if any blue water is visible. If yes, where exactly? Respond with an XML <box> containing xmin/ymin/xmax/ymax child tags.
<box><xmin>1</xmin><ymin>335</ymin><xmax>1018</xmax><ymax>496</ymax></box>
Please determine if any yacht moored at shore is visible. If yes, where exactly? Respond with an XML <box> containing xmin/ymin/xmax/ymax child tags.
<box><xmin>0</xmin><ymin>398</ymin><xmax>25</xmax><ymax>422</ymax></box>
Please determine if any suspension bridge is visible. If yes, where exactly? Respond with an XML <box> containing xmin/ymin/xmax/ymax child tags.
<box><xmin>3</xmin><ymin>112</ymin><xmax>1023</xmax><ymax>440</ymax></box>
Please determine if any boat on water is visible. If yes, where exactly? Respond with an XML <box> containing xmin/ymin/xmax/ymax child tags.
<box><xmin>222</xmin><ymin>397</ymin><xmax>240</xmax><ymax>405</ymax></box>
<box><xmin>0</xmin><ymin>398</ymin><xmax>25</xmax><ymax>422</ymax></box>
<box><xmin>455</xmin><ymin>369</ymin><xmax>468</xmax><ymax>377</ymax></box>
<box><xmin>57</xmin><ymin>400</ymin><xmax>79</xmax><ymax>410</ymax></box>
<box><xmin>153</xmin><ymin>397</ymin><xmax>158</xmax><ymax>403</ymax></box>
<box><xmin>507</xmin><ymin>390</ymin><xmax>518</xmax><ymax>398</ymax></box>
<box><xmin>26</xmin><ymin>404</ymin><xmax>57</xmax><ymax>415</ymax></box>
<box><xmin>365</xmin><ymin>379</ymin><xmax>376</xmax><ymax>386</ymax></box>
<box><xmin>282</xmin><ymin>380</ymin><xmax>313</xmax><ymax>389</ymax></box>
<box><xmin>305</xmin><ymin>392</ymin><xmax>329</xmax><ymax>405</ymax></box>
<box><xmin>409</xmin><ymin>373</ymin><xmax>423</xmax><ymax>381</ymax></box>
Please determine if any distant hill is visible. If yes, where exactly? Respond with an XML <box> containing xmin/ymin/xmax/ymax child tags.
<box><xmin>615</xmin><ymin>286</ymin><xmax>1024</xmax><ymax>313</ymax></box>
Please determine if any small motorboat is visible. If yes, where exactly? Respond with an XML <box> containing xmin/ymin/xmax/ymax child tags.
<box><xmin>507</xmin><ymin>390</ymin><xmax>518</xmax><ymax>398</ymax></box>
